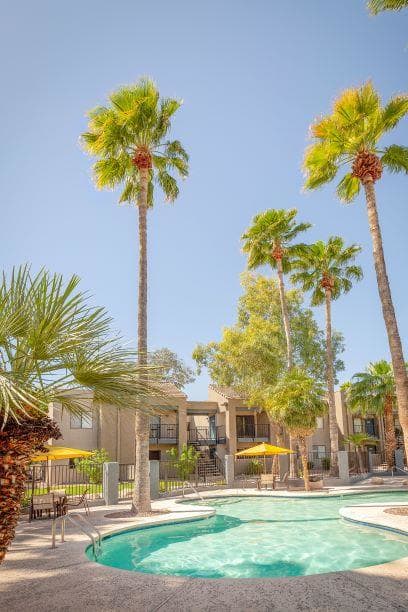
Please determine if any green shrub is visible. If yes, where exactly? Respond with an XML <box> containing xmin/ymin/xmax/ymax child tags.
<box><xmin>246</xmin><ymin>459</ymin><xmax>263</xmax><ymax>475</ymax></box>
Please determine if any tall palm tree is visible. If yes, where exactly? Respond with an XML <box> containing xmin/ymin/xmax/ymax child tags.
<box><xmin>367</xmin><ymin>0</ymin><xmax>408</xmax><ymax>13</ymax></box>
<box><xmin>81</xmin><ymin>78</ymin><xmax>189</xmax><ymax>514</ymax></box>
<box><xmin>303</xmin><ymin>82</ymin><xmax>408</xmax><ymax>455</ymax></box>
<box><xmin>242</xmin><ymin>209</ymin><xmax>310</xmax><ymax>370</ymax></box>
<box><xmin>266</xmin><ymin>369</ymin><xmax>327</xmax><ymax>492</ymax></box>
<box><xmin>346</xmin><ymin>361</ymin><xmax>397</xmax><ymax>469</ymax></box>
<box><xmin>344</xmin><ymin>433</ymin><xmax>378</xmax><ymax>474</ymax></box>
<box><xmin>291</xmin><ymin>237</ymin><xmax>363</xmax><ymax>462</ymax></box>
<box><xmin>242</xmin><ymin>209</ymin><xmax>310</xmax><ymax>474</ymax></box>
<box><xmin>0</xmin><ymin>266</ymin><xmax>160</xmax><ymax>564</ymax></box>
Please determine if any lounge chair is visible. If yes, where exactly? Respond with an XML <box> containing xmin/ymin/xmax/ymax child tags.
<box><xmin>65</xmin><ymin>488</ymin><xmax>90</xmax><ymax>516</ymax></box>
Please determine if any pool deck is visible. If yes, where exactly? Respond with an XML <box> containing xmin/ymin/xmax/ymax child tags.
<box><xmin>2</xmin><ymin>485</ymin><xmax>408</xmax><ymax>611</ymax></box>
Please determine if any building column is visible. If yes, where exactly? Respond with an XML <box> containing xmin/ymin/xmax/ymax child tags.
<box><xmin>226</xmin><ymin>405</ymin><xmax>237</xmax><ymax>455</ymax></box>
<box><xmin>178</xmin><ymin>403</ymin><xmax>187</xmax><ymax>451</ymax></box>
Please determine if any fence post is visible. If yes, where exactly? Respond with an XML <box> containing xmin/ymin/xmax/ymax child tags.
<box><xmin>103</xmin><ymin>462</ymin><xmax>119</xmax><ymax>505</ymax></box>
<box><xmin>395</xmin><ymin>448</ymin><xmax>405</xmax><ymax>470</ymax></box>
<box><xmin>337</xmin><ymin>451</ymin><xmax>350</xmax><ymax>483</ymax></box>
<box><xmin>225</xmin><ymin>455</ymin><xmax>235</xmax><ymax>486</ymax></box>
<box><xmin>150</xmin><ymin>460</ymin><xmax>159</xmax><ymax>499</ymax></box>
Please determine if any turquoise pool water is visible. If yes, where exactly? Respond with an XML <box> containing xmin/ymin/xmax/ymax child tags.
<box><xmin>88</xmin><ymin>493</ymin><xmax>408</xmax><ymax>578</ymax></box>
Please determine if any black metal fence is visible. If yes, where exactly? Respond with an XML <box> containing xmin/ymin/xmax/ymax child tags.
<box><xmin>24</xmin><ymin>463</ymin><xmax>104</xmax><ymax>507</ymax></box>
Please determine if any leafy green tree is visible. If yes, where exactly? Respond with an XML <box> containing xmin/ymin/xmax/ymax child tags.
<box><xmin>367</xmin><ymin>0</ymin><xmax>408</xmax><ymax>13</ymax></box>
<box><xmin>242</xmin><ymin>209</ymin><xmax>311</xmax><ymax>369</ymax></box>
<box><xmin>74</xmin><ymin>449</ymin><xmax>110</xmax><ymax>484</ymax></box>
<box><xmin>193</xmin><ymin>274</ymin><xmax>344</xmax><ymax>421</ymax></box>
<box><xmin>345</xmin><ymin>361</ymin><xmax>397</xmax><ymax>469</ymax></box>
<box><xmin>167</xmin><ymin>444</ymin><xmax>200</xmax><ymax>493</ymax></box>
<box><xmin>303</xmin><ymin>82</ymin><xmax>408</xmax><ymax>456</ymax></box>
<box><xmin>148</xmin><ymin>348</ymin><xmax>195</xmax><ymax>389</ymax></box>
<box><xmin>0</xmin><ymin>266</ymin><xmax>159</xmax><ymax>564</ymax></box>
<box><xmin>291</xmin><ymin>237</ymin><xmax>362</xmax><ymax>459</ymax></box>
<box><xmin>344</xmin><ymin>432</ymin><xmax>378</xmax><ymax>474</ymax></box>
<box><xmin>81</xmin><ymin>78</ymin><xmax>189</xmax><ymax>515</ymax></box>
<box><xmin>265</xmin><ymin>369</ymin><xmax>327</xmax><ymax>491</ymax></box>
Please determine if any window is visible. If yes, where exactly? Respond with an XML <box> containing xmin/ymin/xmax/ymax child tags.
<box><xmin>312</xmin><ymin>445</ymin><xmax>326</xmax><ymax>458</ymax></box>
<box><xmin>316</xmin><ymin>417</ymin><xmax>324</xmax><ymax>429</ymax></box>
<box><xmin>70</xmin><ymin>413</ymin><xmax>93</xmax><ymax>429</ymax></box>
<box><xmin>236</xmin><ymin>415</ymin><xmax>255</xmax><ymax>437</ymax></box>
<box><xmin>353</xmin><ymin>418</ymin><xmax>363</xmax><ymax>433</ymax></box>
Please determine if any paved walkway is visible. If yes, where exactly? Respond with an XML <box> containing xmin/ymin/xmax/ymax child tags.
<box><xmin>2</xmin><ymin>488</ymin><xmax>408</xmax><ymax>611</ymax></box>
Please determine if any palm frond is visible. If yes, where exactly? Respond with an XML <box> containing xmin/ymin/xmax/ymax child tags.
<box><xmin>381</xmin><ymin>145</ymin><xmax>408</xmax><ymax>174</ymax></box>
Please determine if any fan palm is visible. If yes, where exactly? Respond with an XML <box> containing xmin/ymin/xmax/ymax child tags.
<box><xmin>291</xmin><ymin>237</ymin><xmax>363</xmax><ymax>461</ymax></box>
<box><xmin>242</xmin><ymin>210</ymin><xmax>311</xmax><ymax>476</ymax></box>
<box><xmin>0</xmin><ymin>266</ymin><xmax>161</xmax><ymax>564</ymax></box>
<box><xmin>344</xmin><ymin>432</ymin><xmax>378</xmax><ymax>474</ymax></box>
<box><xmin>303</xmin><ymin>82</ymin><xmax>408</xmax><ymax>455</ymax></box>
<box><xmin>367</xmin><ymin>0</ymin><xmax>408</xmax><ymax>13</ymax></box>
<box><xmin>81</xmin><ymin>78</ymin><xmax>189</xmax><ymax>514</ymax></box>
<box><xmin>346</xmin><ymin>361</ymin><xmax>397</xmax><ymax>469</ymax></box>
<box><xmin>242</xmin><ymin>209</ymin><xmax>311</xmax><ymax>369</ymax></box>
<box><xmin>265</xmin><ymin>369</ymin><xmax>327</xmax><ymax>491</ymax></box>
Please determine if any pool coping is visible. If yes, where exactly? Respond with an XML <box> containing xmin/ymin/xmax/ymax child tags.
<box><xmin>4</xmin><ymin>487</ymin><xmax>408</xmax><ymax>611</ymax></box>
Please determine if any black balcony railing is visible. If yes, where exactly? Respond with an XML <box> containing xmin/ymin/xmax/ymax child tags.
<box><xmin>149</xmin><ymin>423</ymin><xmax>178</xmax><ymax>443</ymax></box>
<box><xmin>188</xmin><ymin>426</ymin><xmax>226</xmax><ymax>445</ymax></box>
<box><xmin>236</xmin><ymin>423</ymin><xmax>270</xmax><ymax>440</ymax></box>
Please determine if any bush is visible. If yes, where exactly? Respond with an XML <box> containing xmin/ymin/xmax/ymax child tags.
<box><xmin>246</xmin><ymin>459</ymin><xmax>263</xmax><ymax>475</ymax></box>
<box><xmin>321</xmin><ymin>456</ymin><xmax>331</xmax><ymax>471</ymax></box>
<box><xmin>74</xmin><ymin>448</ymin><xmax>110</xmax><ymax>484</ymax></box>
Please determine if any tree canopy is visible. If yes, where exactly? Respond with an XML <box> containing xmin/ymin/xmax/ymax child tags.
<box><xmin>193</xmin><ymin>273</ymin><xmax>344</xmax><ymax>403</ymax></box>
<box><xmin>81</xmin><ymin>77</ymin><xmax>189</xmax><ymax>207</ymax></box>
<box><xmin>0</xmin><ymin>265</ymin><xmax>162</xmax><ymax>427</ymax></box>
<box><xmin>303</xmin><ymin>82</ymin><xmax>408</xmax><ymax>202</ymax></box>
<box><xmin>148</xmin><ymin>347</ymin><xmax>195</xmax><ymax>389</ymax></box>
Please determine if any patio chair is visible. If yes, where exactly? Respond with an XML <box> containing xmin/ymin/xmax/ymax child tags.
<box><xmin>65</xmin><ymin>488</ymin><xmax>90</xmax><ymax>516</ymax></box>
<box><xmin>258</xmin><ymin>474</ymin><xmax>275</xmax><ymax>490</ymax></box>
<box><xmin>29</xmin><ymin>493</ymin><xmax>56</xmax><ymax>521</ymax></box>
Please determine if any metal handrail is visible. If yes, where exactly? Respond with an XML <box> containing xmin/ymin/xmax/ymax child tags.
<box><xmin>182</xmin><ymin>481</ymin><xmax>204</xmax><ymax>501</ymax></box>
<box><xmin>51</xmin><ymin>512</ymin><xmax>102</xmax><ymax>557</ymax></box>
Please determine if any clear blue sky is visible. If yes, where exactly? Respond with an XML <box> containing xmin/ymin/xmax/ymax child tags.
<box><xmin>1</xmin><ymin>1</ymin><xmax>407</xmax><ymax>400</ymax></box>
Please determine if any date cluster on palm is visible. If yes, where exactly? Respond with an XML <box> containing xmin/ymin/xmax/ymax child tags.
<box><xmin>352</xmin><ymin>151</ymin><xmax>383</xmax><ymax>183</ymax></box>
<box><xmin>0</xmin><ymin>417</ymin><xmax>61</xmax><ymax>564</ymax></box>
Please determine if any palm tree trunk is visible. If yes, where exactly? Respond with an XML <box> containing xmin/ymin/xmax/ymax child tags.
<box><xmin>276</xmin><ymin>258</ymin><xmax>293</xmax><ymax>370</ymax></box>
<box><xmin>132</xmin><ymin>167</ymin><xmax>151</xmax><ymax>515</ymax></box>
<box><xmin>364</xmin><ymin>179</ymin><xmax>408</xmax><ymax>457</ymax></box>
<box><xmin>324</xmin><ymin>288</ymin><xmax>339</xmax><ymax>466</ymax></box>
<box><xmin>298</xmin><ymin>435</ymin><xmax>310</xmax><ymax>492</ymax></box>
<box><xmin>276</xmin><ymin>257</ymin><xmax>296</xmax><ymax>477</ymax></box>
<box><xmin>0</xmin><ymin>418</ymin><xmax>60</xmax><ymax>565</ymax></box>
<box><xmin>384</xmin><ymin>394</ymin><xmax>397</xmax><ymax>469</ymax></box>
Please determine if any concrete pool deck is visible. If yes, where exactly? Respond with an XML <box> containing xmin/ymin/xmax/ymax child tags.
<box><xmin>2</xmin><ymin>486</ymin><xmax>408</xmax><ymax>611</ymax></box>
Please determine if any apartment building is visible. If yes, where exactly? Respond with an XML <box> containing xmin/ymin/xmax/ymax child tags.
<box><xmin>49</xmin><ymin>384</ymin><xmax>400</xmax><ymax>464</ymax></box>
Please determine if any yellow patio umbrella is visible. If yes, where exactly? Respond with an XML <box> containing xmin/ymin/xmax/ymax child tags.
<box><xmin>235</xmin><ymin>442</ymin><xmax>294</xmax><ymax>473</ymax></box>
<box><xmin>31</xmin><ymin>445</ymin><xmax>93</xmax><ymax>462</ymax></box>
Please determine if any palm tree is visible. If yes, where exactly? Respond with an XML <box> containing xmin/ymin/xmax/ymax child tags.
<box><xmin>81</xmin><ymin>78</ymin><xmax>189</xmax><ymax>514</ymax></box>
<box><xmin>344</xmin><ymin>432</ymin><xmax>378</xmax><ymax>474</ymax></box>
<box><xmin>367</xmin><ymin>0</ymin><xmax>408</xmax><ymax>13</ymax></box>
<box><xmin>291</xmin><ymin>237</ymin><xmax>363</xmax><ymax>463</ymax></box>
<box><xmin>266</xmin><ymin>369</ymin><xmax>327</xmax><ymax>492</ymax></box>
<box><xmin>303</xmin><ymin>82</ymin><xmax>408</xmax><ymax>456</ymax></box>
<box><xmin>242</xmin><ymin>209</ymin><xmax>311</xmax><ymax>474</ymax></box>
<box><xmin>0</xmin><ymin>266</ymin><xmax>160</xmax><ymax>564</ymax></box>
<box><xmin>346</xmin><ymin>361</ymin><xmax>397</xmax><ymax>469</ymax></box>
<box><xmin>242</xmin><ymin>209</ymin><xmax>310</xmax><ymax>370</ymax></box>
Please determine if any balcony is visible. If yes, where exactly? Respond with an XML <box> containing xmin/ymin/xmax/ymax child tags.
<box><xmin>149</xmin><ymin>423</ymin><xmax>178</xmax><ymax>444</ymax></box>
<box><xmin>188</xmin><ymin>426</ymin><xmax>226</xmax><ymax>446</ymax></box>
<box><xmin>237</xmin><ymin>423</ymin><xmax>270</xmax><ymax>442</ymax></box>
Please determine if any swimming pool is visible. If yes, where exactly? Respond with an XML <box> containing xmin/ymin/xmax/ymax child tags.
<box><xmin>88</xmin><ymin>492</ymin><xmax>408</xmax><ymax>578</ymax></box>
